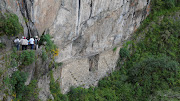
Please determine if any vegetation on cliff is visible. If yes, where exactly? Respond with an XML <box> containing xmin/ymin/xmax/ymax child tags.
<box><xmin>48</xmin><ymin>71</ymin><xmax>68</xmax><ymax>101</ymax></box>
<box><xmin>0</xmin><ymin>12</ymin><xmax>23</xmax><ymax>36</ymax></box>
<box><xmin>4</xmin><ymin>71</ymin><xmax>39</xmax><ymax>100</ymax></box>
<box><xmin>1</xmin><ymin>34</ymin><xmax>58</xmax><ymax>100</ymax></box>
<box><xmin>39</xmin><ymin>34</ymin><xmax>59</xmax><ymax>58</ymax></box>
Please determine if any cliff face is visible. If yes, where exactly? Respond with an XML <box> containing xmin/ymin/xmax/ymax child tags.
<box><xmin>0</xmin><ymin>0</ymin><xmax>151</xmax><ymax>100</ymax></box>
<box><xmin>50</xmin><ymin>0</ymin><xmax>151</xmax><ymax>94</ymax></box>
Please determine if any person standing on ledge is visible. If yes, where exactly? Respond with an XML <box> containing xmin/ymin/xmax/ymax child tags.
<box><xmin>34</xmin><ymin>36</ymin><xmax>39</xmax><ymax>50</ymax></box>
<box><xmin>14</xmin><ymin>37</ymin><xmax>20</xmax><ymax>51</ymax></box>
<box><xmin>29</xmin><ymin>37</ymin><xmax>35</xmax><ymax>50</ymax></box>
<box><xmin>20</xmin><ymin>36</ymin><xmax>25</xmax><ymax>50</ymax></box>
<box><xmin>24</xmin><ymin>37</ymin><xmax>29</xmax><ymax>50</ymax></box>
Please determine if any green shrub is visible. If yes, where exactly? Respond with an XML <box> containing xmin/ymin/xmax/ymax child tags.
<box><xmin>113</xmin><ymin>47</ymin><xmax>117</xmax><ymax>52</ymax></box>
<box><xmin>39</xmin><ymin>34</ymin><xmax>57</xmax><ymax>53</ymax></box>
<box><xmin>8</xmin><ymin>71</ymin><xmax>39</xmax><ymax>101</ymax></box>
<box><xmin>0</xmin><ymin>13</ymin><xmax>23</xmax><ymax>36</ymax></box>
<box><xmin>98</xmin><ymin>79</ymin><xmax>111</xmax><ymax>88</ymax></box>
<box><xmin>0</xmin><ymin>43</ymin><xmax>5</xmax><ymax>49</ymax></box>
<box><xmin>54</xmin><ymin>62</ymin><xmax>63</xmax><ymax>69</ymax></box>
<box><xmin>93</xmin><ymin>88</ymin><xmax>118</xmax><ymax>101</ymax></box>
<box><xmin>9</xmin><ymin>48</ymin><xmax>19</xmax><ymax>68</ymax></box>
<box><xmin>39</xmin><ymin>34</ymin><xmax>59</xmax><ymax>58</ymax></box>
<box><xmin>20</xmin><ymin>50</ymin><xmax>35</xmax><ymax>66</ymax></box>
<box><xmin>119</xmin><ymin>48</ymin><xmax>130</xmax><ymax>59</ymax></box>
<box><xmin>149</xmin><ymin>89</ymin><xmax>180</xmax><ymax>100</ymax></box>
<box><xmin>151</xmin><ymin>0</ymin><xmax>177</xmax><ymax>11</ymax></box>
<box><xmin>68</xmin><ymin>87</ymin><xmax>89</xmax><ymax>101</ymax></box>
<box><xmin>49</xmin><ymin>71</ymin><xmax>68</xmax><ymax>101</ymax></box>
<box><xmin>10</xmin><ymin>71</ymin><xmax>28</xmax><ymax>100</ymax></box>
<box><xmin>129</xmin><ymin>55</ymin><xmax>179</xmax><ymax>97</ymax></box>
<box><xmin>22</xmin><ymin>80</ymin><xmax>40</xmax><ymax>101</ymax></box>
<box><xmin>115</xmin><ymin>83</ymin><xmax>134</xmax><ymax>101</ymax></box>
<box><xmin>151</xmin><ymin>0</ymin><xmax>165</xmax><ymax>11</ymax></box>
<box><xmin>165</xmin><ymin>0</ymin><xmax>176</xmax><ymax>8</ymax></box>
<box><xmin>42</xmin><ymin>48</ymin><xmax>48</xmax><ymax>62</ymax></box>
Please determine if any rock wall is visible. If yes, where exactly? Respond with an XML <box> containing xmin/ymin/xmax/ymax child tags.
<box><xmin>0</xmin><ymin>0</ymin><xmax>151</xmax><ymax>99</ymax></box>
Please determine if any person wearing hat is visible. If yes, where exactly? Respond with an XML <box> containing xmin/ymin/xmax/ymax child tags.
<box><xmin>29</xmin><ymin>37</ymin><xmax>35</xmax><ymax>50</ymax></box>
<box><xmin>20</xmin><ymin>36</ymin><xmax>25</xmax><ymax>50</ymax></box>
<box><xmin>20</xmin><ymin>36</ymin><xmax>28</xmax><ymax>50</ymax></box>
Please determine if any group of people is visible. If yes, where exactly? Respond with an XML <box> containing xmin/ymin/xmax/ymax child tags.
<box><xmin>14</xmin><ymin>36</ymin><xmax>39</xmax><ymax>50</ymax></box>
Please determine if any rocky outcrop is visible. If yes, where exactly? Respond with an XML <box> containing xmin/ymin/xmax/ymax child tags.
<box><xmin>0</xmin><ymin>0</ymin><xmax>151</xmax><ymax>99</ymax></box>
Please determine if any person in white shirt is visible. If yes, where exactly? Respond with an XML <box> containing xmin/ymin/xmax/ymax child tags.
<box><xmin>24</xmin><ymin>37</ymin><xmax>28</xmax><ymax>50</ymax></box>
<box><xmin>20</xmin><ymin>36</ymin><xmax>28</xmax><ymax>50</ymax></box>
<box><xmin>29</xmin><ymin>37</ymin><xmax>35</xmax><ymax>50</ymax></box>
<box><xmin>14</xmin><ymin>37</ymin><xmax>20</xmax><ymax>50</ymax></box>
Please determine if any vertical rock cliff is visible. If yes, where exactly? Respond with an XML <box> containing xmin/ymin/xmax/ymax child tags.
<box><xmin>49</xmin><ymin>0</ymin><xmax>151</xmax><ymax>94</ymax></box>
<box><xmin>0</xmin><ymin>0</ymin><xmax>151</xmax><ymax>100</ymax></box>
